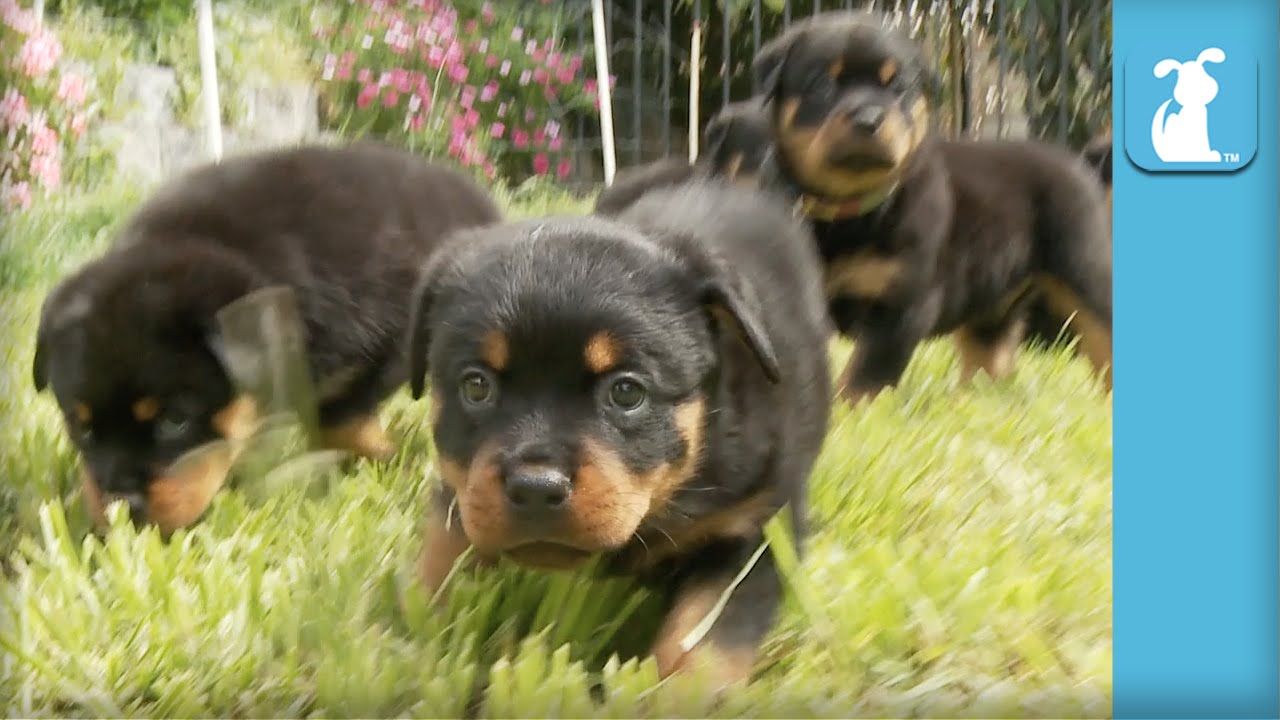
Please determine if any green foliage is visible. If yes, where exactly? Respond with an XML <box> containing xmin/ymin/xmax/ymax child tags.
<box><xmin>0</xmin><ymin>186</ymin><xmax>1111</xmax><ymax>717</ymax></box>
<box><xmin>45</xmin><ymin>0</ymin><xmax>192</xmax><ymax>59</ymax></box>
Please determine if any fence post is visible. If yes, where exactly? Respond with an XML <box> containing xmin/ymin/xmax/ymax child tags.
<box><xmin>196</xmin><ymin>0</ymin><xmax>224</xmax><ymax>162</ymax></box>
<box><xmin>688</xmin><ymin>5</ymin><xmax>702</xmax><ymax>163</ymax></box>
<box><xmin>33</xmin><ymin>0</ymin><xmax>43</xmax><ymax>26</ymax></box>
<box><xmin>591</xmin><ymin>0</ymin><xmax>617</xmax><ymax>185</ymax></box>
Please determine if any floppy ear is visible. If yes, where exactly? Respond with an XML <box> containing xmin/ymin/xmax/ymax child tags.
<box><xmin>32</xmin><ymin>301</ymin><xmax>53</xmax><ymax>392</ymax></box>
<box><xmin>1154</xmin><ymin>59</ymin><xmax>1181</xmax><ymax>78</ymax></box>
<box><xmin>675</xmin><ymin>241</ymin><xmax>781</xmax><ymax>384</ymax></box>
<box><xmin>406</xmin><ymin>247</ymin><xmax>460</xmax><ymax>400</ymax></box>
<box><xmin>752</xmin><ymin>27</ymin><xmax>803</xmax><ymax>98</ymax></box>
<box><xmin>700</xmin><ymin>115</ymin><xmax>732</xmax><ymax>162</ymax></box>
<box><xmin>1197</xmin><ymin>47</ymin><xmax>1226</xmax><ymax>65</ymax></box>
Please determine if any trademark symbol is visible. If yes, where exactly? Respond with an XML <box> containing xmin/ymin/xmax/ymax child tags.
<box><xmin>1223</xmin><ymin>152</ymin><xmax>1240</xmax><ymax>162</ymax></box>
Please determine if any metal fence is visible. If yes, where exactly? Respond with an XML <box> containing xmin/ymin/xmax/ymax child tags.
<box><xmin>528</xmin><ymin>0</ymin><xmax>1112</xmax><ymax>190</ymax></box>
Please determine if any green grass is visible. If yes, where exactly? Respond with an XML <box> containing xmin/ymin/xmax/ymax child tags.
<box><xmin>0</xmin><ymin>183</ymin><xmax>1111</xmax><ymax>718</ymax></box>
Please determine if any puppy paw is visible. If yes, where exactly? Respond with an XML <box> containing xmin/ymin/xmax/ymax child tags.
<box><xmin>320</xmin><ymin>414</ymin><xmax>396</xmax><ymax>461</ymax></box>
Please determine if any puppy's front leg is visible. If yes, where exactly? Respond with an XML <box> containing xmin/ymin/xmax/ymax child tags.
<box><xmin>415</xmin><ymin>486</ymin><xmax>492</xmax><ymax>603</ymax></box>
<box><xmin>650</xmin><ymin>539</ymin><xmax>782</xmax><ymax>692</ymax></box>
<box><xmin>838</xmin><ymin>309</ymin><xmax>932</xmax><ymax>405</ymax></box>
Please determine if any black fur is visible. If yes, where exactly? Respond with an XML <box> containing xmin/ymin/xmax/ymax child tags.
<box><xmin>407</xmin><ymin>182</ymin><xmax>830</xmax><ymax>683</ymax></box>
<box><xmin>32</xmin><ymin>141</ymin><xmax>501</xmax><ymax>528</ymax></box>
<box><xmin>753</xmin><ymin>11</ymin><xmax>1113</xmax><ymax>398</ymax></box>
<box><xmin>593</xmin><ymin>98</ymin><xmax>774</xmax><ymax>216</ymax></box>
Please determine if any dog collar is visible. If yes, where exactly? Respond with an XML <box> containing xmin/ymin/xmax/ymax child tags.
<box><xmin>794</xmin><ymin>182</ymin><xmax>898</xmax><ymax>222</ymax></box>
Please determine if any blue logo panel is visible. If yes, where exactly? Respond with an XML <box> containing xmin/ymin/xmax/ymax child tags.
<box><xmin>1124</xmin><ymin>42</ymin><xmax>1257</xmax><ymax>172</ymax></box>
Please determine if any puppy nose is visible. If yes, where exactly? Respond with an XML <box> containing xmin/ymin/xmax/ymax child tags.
<box><xmin>504</xmin><ymin>467</ymin><xmax>572</xmax><ymax>514</ymax></box>
<box><xmin>851</xmin><ymin>106</ymin><xmax>886</xmax><ymax>134</ymax></box>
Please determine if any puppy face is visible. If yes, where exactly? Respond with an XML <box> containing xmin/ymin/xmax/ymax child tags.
<box><xmin>753</xmin><ymin>11</ymin><xmax>935</xmax><ymax>199</ymax></box>
<box><xmin>408</xmin><ymin>219</ymin><xmax>778</xmax><ymax>571</ymax></box>
<box><xmin>700</xmin><ymin>99</ymin><xmax>773</xmax><ymax>187</ymax></box>
<box><xmin>33</xmin><ymin>247</ymin><xmax>260</xmax><ymax>534</ymax></box>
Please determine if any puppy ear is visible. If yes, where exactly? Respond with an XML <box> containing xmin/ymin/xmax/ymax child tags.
<box><xmin>676</xmin><ymin>241</ymin><xmax>781</xmax><ymax>384</ymax></box>
<box><xmin>32</xmin><ymin>298</ymin><xmax>54</xmax><ymax>392</ymax></box>
<box><xmin>752</xmin><ymin>27</ymin><xmax>802</xmax><ymax>98</ymax></box>
<box><xmin>1197</xmin><ymin>47</ymin><xmax>1226</xmax><ymax>65</ymax></box>
<box><xmin>701</xmin><ymin>115</ymin><xmax>731</xmax><ymax>163</ymax></box>
<box><xmin>406</xmin><ymin>246</ymin><xmax>461</xmax><ymax>401</ymax></box>
<box><xmin>1154</xmin><ymin>59</ymin><xmax>1181</xmax><ymax>78</ymax></box>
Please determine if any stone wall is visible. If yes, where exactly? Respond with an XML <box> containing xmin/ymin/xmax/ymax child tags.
<box><xmin>99</xmin><ymin>63</ymin><xmax>327</xmax><ymax>187</ymax></box>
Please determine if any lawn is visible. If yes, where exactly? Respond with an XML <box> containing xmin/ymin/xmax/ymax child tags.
<box><xmin>0</xmin><ymin>182</ymin><xmax>1112</xmax><ymax>718</ymax></box>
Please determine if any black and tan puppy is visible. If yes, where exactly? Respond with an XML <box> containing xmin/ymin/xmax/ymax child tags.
<box><xmin>753</xmin><ymin>11</ymin><xmax>1113</xmax><ymax>402</ymax></box>
<box><xmin>1026</xmin><ymin>127</ymin><xmax>1115</xmax><ymax>349</ymax></box>
<box><xmin>32</xmin><ymin>141</ymin><xmax>501</xmax><ymax>534</ymax></box>
<box><xmin>407</xmin><ymin>182</ymin><xmax>830</xmax><ymax>688</ymax></box>
<box><xmin>593</xmin><ymin>98</ymin><xmax>773</xmax><ymax>216</ymax></box>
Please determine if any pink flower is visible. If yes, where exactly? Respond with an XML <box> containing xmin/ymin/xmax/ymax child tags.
<box><xmin>490</xmin><ymin>122</ymin><xmax>505</xmax><ymax>139</ymax></box>
<box><xmin>556</xmin><ymin>68</ymin><xmax>575</xmax><ymax>85</ymax></box>
<box><xmin>409</xmin><ymin>113</ymin><xmax>425</xmax><ymax>131</ymax></box>
<box><xmin>30</xmin><ymin>153</ymin><xmax>60</xmax><ymax>190</ymax></box>
<box><xmin>448</xmin><ymin>63</ymin><xmax>468</xmax><ymax>83</ymax></box>
<box><xmin>18</xmin><ymin>32</ymin><xmax>62</xmax><ymax>78</ymax></box>
<box><xmin>518</xmin><ymin>70</ymin><xmax>531</xmax><ymax>86</ymax></box>
<box><xmin>336</xmin><ymin>65</ymin><xmax>352</xmax><ymax>81</ymax></box>
<box><xmin>584</xmin><ymin>79</ymin><xmax>598</xmax><ymax>95</ymax></box>
<box><xmin>464</xmin><ymin>19</ymin><xmax>477</xmax><ymax>33</ymax></box>
<box><xmin>357</xmin><ymin>68</ymin><xmax>372</xmax><ymax>83</ymax></box>
<box><xmin>524</xmin><ymin>108</ymin><xmax>537</xmax><ymax>123</ymax></box>
<box><xmin>532</xmin><ymin>153</ymin><xmax>549</xmax><ymax>175</ymax></box>
<box><xmin>525</xmin><ymin>40</ymin><xmax>537</xmax><ymax>55</ymax></box>
<box><xmin>30</xmin><ymin>125</ymin><xmax>57</xmax><ymax>155</ymax></box>
<box><xmin>1</xmin><ymin>2</ymin><xmax>38</xmax><ymax>34</ymax></box>
<box><xmin>459</xmin><ymin>85</ymin><xmax>476</xmax><ymax>109</ymax></box>
<box><xmin>464</xmin><ymin>108</ymin><xmax>480</xmax><ymax>129</ymax></box>
<box><xmin>481</xmin><ymin>3</ymin><xmax>496</xmax><ymax>24</ymax></box>
<box><xmin>69</xmin><ymin>113</ymin><xmax>87</xmax><ymax>138</ymax></box>
<box><xmin>3</xmin><ymin>180</ymin><xmax>33</xmax><ymax>211</ymax></box>
<box><xmin>392</xmin><ymin>69</ymin><xmax>413</xmax><ymax>93</ymax></box>
<box><xmin>382</xmin><ymin>89</ymin><xmax>400</xmax><ymax>108</ymax></box>
<box><xmin>56</xmin><ymin>72</ymin><xmax>87</xmax><ymax>106</ymax></box>
<box><xmin>427</xmin><ymin>45</ymin><xmax>445</xmax><ymax>67</ymax></box>
<box><xmin>497</xmin><ymin>102</ymin><xmax>508</xmax><ymax>118</ymax></box>
<box><xmin>511</xmin><ymin>26</ymin><xmax>524</xmax><ymax>41</ymax></box>
<box><xmin>485</xmin><ymin>54</ymin><xmax>499</xmax><ymax>68</ymax></box>
<box><xmin>512</xmin><ymin>129</ymin><xmax>529</xmax><ymax>149</ymax></box>
<box><xmin>533</xmin><ymin>128</ymin><xmax>546</xmax><ymax>145</ymax></box>
<box><xmin>356</xmin><ymin>84</ymin><xmax>379</xmax><ymax>109</ymax></box>
<box><xmin>533</xmin><ymin>68</ymin><xmax>549</xmax><ymax>84</ymax></box>
<box><xmin>480</xmin><ymin>81</ymin><xmax>498</xmax><ymax>103</ymax></box>
<box><xmin>0</xmin><ymin>88</ymin><xmax>30</xmax><ymax>128</ymax></box>
<box><xmin>499</xmin><ymin>60</ymin><xmax>511</xmax><ymax>77</ymax></box>
<box><xmin>556</xmin><ymin>159</ymin><xmax>572</xmax><ymax>179</ymax></box>
<box><xmin>548</xmin><ymin>137</ymin><xmax>563</xmax><ymax>152</ymax></box>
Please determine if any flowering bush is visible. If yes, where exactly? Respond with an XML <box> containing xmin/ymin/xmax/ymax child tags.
<box><xmin>1</xmin><ymin>0</ymin><xmax>92</xmax><ymax>212</ymax></box>
<box><xmin>314</xmin><ymin>0</ymin><xmax>610</xmax><ymax>182</ymax></box>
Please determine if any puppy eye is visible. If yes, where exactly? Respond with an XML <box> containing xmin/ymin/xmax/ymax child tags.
<box><xmin>459</xmin><ymin>368</ymin><xmax>497</xmax><ymax>407</ymax></box>
<box><xmin>155</xmin><ymin>411</ymin><xmax>192</xmax><ymax>443</ymax></box>
<box><xmin>607</xmin><ymin>377</ymin><xmax>647</xmax><ymax>412</ymax></box>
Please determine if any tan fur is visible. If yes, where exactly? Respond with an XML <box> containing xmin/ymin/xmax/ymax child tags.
<box><xmin>823</xmin><ymin>253</ymin><xmax>903</xmax><ymax>299</ymax></box>
<box><xmin>319</xmin><ymin>413</ymin><xmax>394</xmax><ymax>461</ymax></box>
<box><xmin>650</xmin><ymin>581</ymin><xmax>758</xmax><ymax>690</ymax></box>
<box><xmin>481</xmin><ymin>329</ymin><xmax>509</xmax><ymax>371</ymax></box>
<box><xmin>1036</xmin><ymin>276</ymin><xmax>1113</xmax><ymax>390</ymax></box>
<box><xmin>443</xmin><ymin>398</ymin><xmax>706</xmax><ymax>563</ymax></box>
<box><xmin>131</xmin><ymin>397</ymin><xmax>160</xmax><ymax>422</ymax></box>
<box><xmin>583</xmin><ymin>331</ymin><xmax>622</xmax><ymax>374</ymax></box>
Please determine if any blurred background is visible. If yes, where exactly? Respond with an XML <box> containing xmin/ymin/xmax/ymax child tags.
<box><xmin>2</xmin><ymin>0</ymin><xmax>1112</xmax><ymax>207</ymax></box>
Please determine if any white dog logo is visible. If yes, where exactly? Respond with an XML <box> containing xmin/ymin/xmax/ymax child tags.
<box><xmin>1151</xmin><ymin>47</ymin><xmax>1226</xmax><ymax>162</ymax></box>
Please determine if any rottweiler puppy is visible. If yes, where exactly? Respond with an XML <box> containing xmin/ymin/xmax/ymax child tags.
<box><xmin>32</xmin><ymin>141</ymin><xmax>501</xmax><ymax>534</ymax></box>
<box><xmin>407</xmin><ymin>182</ymin><xmax>830</xmax><ymax>689</ymax></box>
<box><xmin>1025</xmin><ymin>127</ymin><xmax>1114</xmax><ymax>349</ymax></box>
<box><xmin>753</xmin><ymin>11</ymin><xmax>1113</xmax><ymax>402</ymax></box>
<box><xmin>593</xmin><ymin>98</ymin><xmax>774</xmax><ymax>216</ymax></box>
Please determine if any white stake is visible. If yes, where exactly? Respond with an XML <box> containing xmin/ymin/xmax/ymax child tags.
<box><xmin>689</xmin><ymin>19</ymin><xmax>702</xmax><ymax>163</ymax></box>
<box><xmin>590</xmin><ymin>0</ymin><xmax>617</xmax><ymax>185</ymax></box>
<box><xmin>196</xmin><ymin>0</ymin><xmax>224</xmax><ymax>161</ymax></box>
